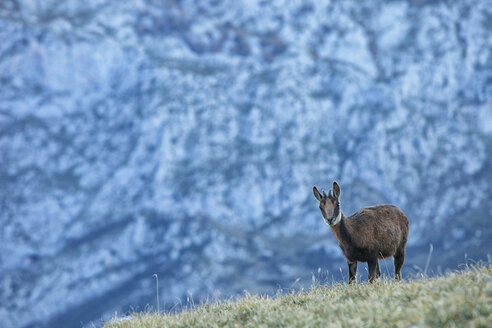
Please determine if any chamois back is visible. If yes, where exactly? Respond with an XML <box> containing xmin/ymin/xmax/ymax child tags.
<box><xmin>343</xmin><ymin>205</ymin><xmax>409</xmax><ymax>260</ymax></box>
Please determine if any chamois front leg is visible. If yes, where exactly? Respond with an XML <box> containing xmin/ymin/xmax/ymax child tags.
<box><xmin>367</xmin><ymin>258</ymin><xmax>379</xmax><ymax>283</ymax></box>
<box><xmin>348</xmin><ymin>261</ymin><xmax>357</xmax><ymax>284</ymax></box>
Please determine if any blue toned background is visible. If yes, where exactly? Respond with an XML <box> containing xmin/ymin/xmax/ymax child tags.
<box><xmin>1</xmin><ymin>1</ymin><xmax>491</xmax><ymax>327</ymax></box>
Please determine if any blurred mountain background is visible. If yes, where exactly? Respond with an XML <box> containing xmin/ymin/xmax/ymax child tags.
<box><xmin>0</xmin><ymin>0</ymin><xmax>491</xmax><ymax>327</ymax></box>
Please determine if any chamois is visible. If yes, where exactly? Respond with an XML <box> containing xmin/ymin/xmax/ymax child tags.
<box><xmin>313</xmin><ymin>182</ymin><xmax>409</xmax><ymax>283</ymax></box>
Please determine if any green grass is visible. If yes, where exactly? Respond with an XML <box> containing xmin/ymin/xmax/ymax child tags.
<box><xmin>103</xmin><ymin>266</ymin><xmax>492</xmax><ymax>328</ymax></box>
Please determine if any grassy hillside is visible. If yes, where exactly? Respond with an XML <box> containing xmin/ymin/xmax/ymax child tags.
<box><xmin>103</xmin><ymin>266</ymin><xmax>492</xmax><ymax>328</ymax></box>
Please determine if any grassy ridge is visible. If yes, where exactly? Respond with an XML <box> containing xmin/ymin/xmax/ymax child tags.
<box><xmin>104</xmin><ymin>267</ymin><xmax>492</xmax><ymax>328</ymax></box>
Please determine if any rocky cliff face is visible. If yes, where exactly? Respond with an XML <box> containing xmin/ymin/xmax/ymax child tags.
<box><xmin>1</xmin><ymin>1</ymin><xmax>491</xmax><ymax>327</ymax></box>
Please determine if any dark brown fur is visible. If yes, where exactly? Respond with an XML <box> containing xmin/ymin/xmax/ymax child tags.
<box><xmin>313</xmin><ymin>182</ymin><xmax>409</xmax><ymax>283</ymax></box>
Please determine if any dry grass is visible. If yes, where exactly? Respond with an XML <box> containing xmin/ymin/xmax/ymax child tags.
<box><xmin>103</xmin><ymin>266</ymin><xmax>492</xmax><ymax>328</ymax></box>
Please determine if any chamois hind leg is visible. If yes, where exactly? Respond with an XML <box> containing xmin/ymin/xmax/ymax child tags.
<box><xmin>348</xmin><ymin>261</ymin><xmax>357</xmax><ymax>284</ymax></box>
<box><xmin>367</xmin><ymin>258</ymin><xmax>379</xmax><ymax>283</ymax></box>
<box><xmin>394</xmin><ymin>249</ymin><xmax>405</xmax><ymax>281</ymax></box>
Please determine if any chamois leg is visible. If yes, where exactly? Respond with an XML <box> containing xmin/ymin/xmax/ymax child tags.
<box><xmin>367</xmin><ymin>258</ymin><xmax>379</xmax><ymax>283</ymax></box>
<box><xmin>394</xmin><ymin>249</ymin><xmax>405</xmax><ymax>281</ymax></box>
<box><xmin>375</xmin><ymin>261</ymin><xmax>381</xmax><ymax>278</ymax></box>
<box><xmin>348</xmin><ymin>261</ymin><xmax>357</xmax><ymax>284</ymax></box>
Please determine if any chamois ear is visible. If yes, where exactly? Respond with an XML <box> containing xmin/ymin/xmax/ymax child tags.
<box><xmin>313</xmin><ymin>186</ymin><xmax>322</xmax><ymax>202</ymax></box>
<box><xmin>333</xmin><ymin>181</ymin><xmax>341</xmax><ymax>199</ymax></box>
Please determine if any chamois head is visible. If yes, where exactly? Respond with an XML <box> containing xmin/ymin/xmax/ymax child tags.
<box><xmin>313</xmin><ymin>181</ymin><xmax>341</xmax><ymax>226</ymax></box>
